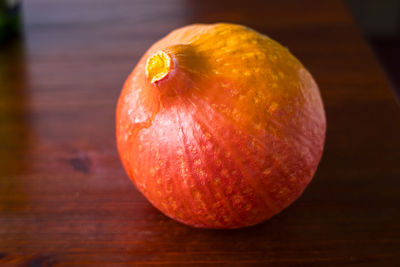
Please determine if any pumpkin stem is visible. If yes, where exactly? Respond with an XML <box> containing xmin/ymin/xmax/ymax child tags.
<box><xmin>145</xmin><ymin>44</ymin><xmax>201</xmax><ymax>97</ymax></box>
<box><xmin>145</xmin><ymin>51</ymin><xmax>173</xmax><ymax>84</ymax></box>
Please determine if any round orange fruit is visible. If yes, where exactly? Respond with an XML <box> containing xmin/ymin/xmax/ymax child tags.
<box><xmin>116</xmin><ymin>23</ymin><xmax>326</xmax><ymax>228</ymax></box>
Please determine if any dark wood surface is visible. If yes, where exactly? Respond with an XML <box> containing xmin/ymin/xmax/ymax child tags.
<box><xmin>1</xmin><ymin>0</ymin><xmax>400</xmax><ymax>265</ymax></box>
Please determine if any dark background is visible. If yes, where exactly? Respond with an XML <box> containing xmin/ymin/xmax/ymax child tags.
<box><xmin>346</xmin><ymin>0</ymin><xmax>400</xmax><ymax>102</ymax></box>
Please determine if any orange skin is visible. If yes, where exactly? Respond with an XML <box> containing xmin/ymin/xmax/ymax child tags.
<box><xmin>116</xmin><ymin>23</ymin><xmax>326</xmax><ymax>228</ymax></box>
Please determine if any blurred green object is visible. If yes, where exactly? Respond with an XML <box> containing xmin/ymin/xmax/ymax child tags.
<box><xmin>0</xmin><ymin>0</ymin><xmax>21</xmax><ymax>44</ymax></box>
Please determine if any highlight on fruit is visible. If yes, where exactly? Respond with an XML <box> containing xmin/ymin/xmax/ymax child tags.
<box><xmin>116</xmin><ymin>23</ymin><xmax>326</xmax><ymax>229</ymax></box>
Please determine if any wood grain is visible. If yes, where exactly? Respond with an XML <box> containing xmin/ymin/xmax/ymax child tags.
<box><xmin>1</xmin><ymin>0</ymin><xmax>400</xmax><ymax>265</ymax></box>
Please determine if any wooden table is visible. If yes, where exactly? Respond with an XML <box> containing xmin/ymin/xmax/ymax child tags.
<box><xmin>1</xmin><ymin>0</ymin><xmax>400</xmax><ymax>265</ymax></box>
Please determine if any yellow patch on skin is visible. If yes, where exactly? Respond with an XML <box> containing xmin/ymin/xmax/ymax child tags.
<box><xmin>222</xmin><ymin>216</ymin><xmax>230</xmax><ymax>223</ymax></box>
<box><xmin>263</xmin><ymin>169</ymin><xmax>272</xmax><ymax>176</ymax></box>
<box><xmin>207</xmin><ymin>214</ymin><xmax>216</xmax><ymax>220</ymax></box>
<box><xmin>193</xmin><ymin>190</ymin><xmax>202</xmax><ymax>200</ymax></box>
<box><xmin>221</xmin><ymin>168</ymin><xmax>229</xmax><ymax>177</ymax></box>
<box><xmin>278</xmin><ymin>187</ymin><xmax>290</xmax><ymax>197</ymax></box>
<box><xmin>166</xmin><ymin>185</ymin><xmax>173</xmax><ymax>193</ymax></box>
<box><xmin>233</xmin><ymin>194</ymin><xmax>243</xmax><ymax>204</ymax></box>
<box><xmin>255</xmin><ymin>123</ymin><xmax>263</xmax><ymax>130</ymax></box>
<box><xmin>268</xmin><ymin>102</ymin><xmax>278</xmax><ymax>113</ymax></box>
<box><xmin>226</xmin><ymin>186</ymin><xmax>233</xmax><ymax>194</ymax></box>
<box><xmin>198</xmin><ymin>169</ymin><xmax>206</xmax><ymax>178</ymax></box>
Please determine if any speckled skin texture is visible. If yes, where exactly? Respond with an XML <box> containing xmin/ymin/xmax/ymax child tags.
<box><xmin>116</xmin><ymin>23</ymin><xmax>326</xmax><ymax>228</ymax></box>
